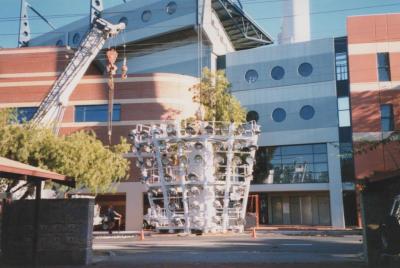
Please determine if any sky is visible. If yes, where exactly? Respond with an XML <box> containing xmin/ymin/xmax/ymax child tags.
<box><xmin>0</xmin><ymin>0</ymin><xmax>400</xmax><ymax>48</ymax></box>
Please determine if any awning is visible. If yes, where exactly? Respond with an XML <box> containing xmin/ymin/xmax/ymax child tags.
<box><xmin>0</xmin><ymin>156</ymin><xmax>75</xmax><ymax>187</ymax></box>
<box><xmin>212</xmin><ymin>0</ymin><xmax>273</xmax><ymax>50</ymax></box>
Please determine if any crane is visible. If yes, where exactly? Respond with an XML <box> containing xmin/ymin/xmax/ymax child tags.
<box><xmin>31</xmin><ymin>17</ymin><xmax>126</xmax><ymax>134</ymax></box>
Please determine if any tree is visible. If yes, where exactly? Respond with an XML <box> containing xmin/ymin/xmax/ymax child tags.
<box><xmin>191</xmin><ymin>67</ymin><xmax>246</xmax><ymax>123</ymax></box>
<box><xmin>0</xmin><ymin>109</ymin><xmax>130</xmax><ymax>196</ymax></box>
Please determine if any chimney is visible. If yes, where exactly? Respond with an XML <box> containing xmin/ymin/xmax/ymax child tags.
<box><xmin>278</xmin><ymin>0</ymin><xmax>310</xmax><ymax>44</ymax></box>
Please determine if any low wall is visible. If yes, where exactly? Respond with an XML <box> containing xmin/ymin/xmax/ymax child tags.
<box><xmin>1</xmin><ymin>198</ymin><xmax>94</xmax><ymax>266</ymax></box>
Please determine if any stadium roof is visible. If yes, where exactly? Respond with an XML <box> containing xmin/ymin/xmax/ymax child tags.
<box><xmin>212</xmin><ymin>0</ymin><xmax>274</xmax><ymax>50</ymax></box>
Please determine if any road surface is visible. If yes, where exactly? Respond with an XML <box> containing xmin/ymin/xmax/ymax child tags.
<box><xmin>92</xmin><ymin>233</ymin><xmax>364</xmax><ymax>267</ymax></box>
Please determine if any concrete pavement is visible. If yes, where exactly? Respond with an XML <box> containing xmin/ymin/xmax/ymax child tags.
<box><xmin>92</xmin><ymin>233</ymin><xmax>364</xmax><ymax>267</ymax></box>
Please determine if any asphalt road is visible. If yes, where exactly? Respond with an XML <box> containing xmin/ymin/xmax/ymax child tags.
<box><xmin>92</xmin><ymin>233</ymin><xmax>365</xmax><ymax>267</ymax></box>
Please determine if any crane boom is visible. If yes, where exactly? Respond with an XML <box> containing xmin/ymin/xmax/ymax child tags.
<box><xmin>31</xmin><ymin>18</ymin><xmax>125</xmax><ymax>133</ymax></box>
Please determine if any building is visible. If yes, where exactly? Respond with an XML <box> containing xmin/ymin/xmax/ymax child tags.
<box><xmin>222</xmin><ymin>37</ymin><xmax>356</xmax><ymax>228</ymax></box>
<box><xmin>8</xmin><ymin>1</ymin><xmax>399</xmax><ymax>230</ymax></box>
<box><xmin>0</xmin><ymin>0</ymin><xmax>273</xmax><ymax>230</ymax></box>
<box><xmin>347</xmin><ymin>13</ymin><xmax>400</xmax><ymax>224</ymax></box>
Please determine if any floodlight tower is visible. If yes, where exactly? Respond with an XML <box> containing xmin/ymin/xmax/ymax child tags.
<box><xmin>131</xmin><ymin>120</ymin><xmax>260</xmax><ymax>234</ymax></box>
<box><xmin>278</xmin><ymin>0</ymin><xmax>310</xmax><ymax>44</ymax></box>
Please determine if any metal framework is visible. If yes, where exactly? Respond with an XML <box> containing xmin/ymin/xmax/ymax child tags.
<box><xmin>130</xmin><ymin>120</ymin><xmax>260</xmax><ymax>233</ymax></box>
<box><xmin>212</xmin><ymin>0</ymin><xmax>273</xmax><ymax>50</ymax></box>
<box><xmin>18</xmin><ymin>0</ymin><xmax>55</xmax><ymax>47</ymax></box>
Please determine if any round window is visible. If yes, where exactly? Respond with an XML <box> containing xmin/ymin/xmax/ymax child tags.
<box><xmin>300</xmin><ymin>105</ymin><xmax>315</xmax><ymax>120</ymax></box>
<box><xmin>271</xmin><ymin>66</ymin><xmax>285</xmax><ymax>80</ymax></box>
<box><xmin>272</xmin><ymin>108</ymin><xmax>286</xmax><ymax>122</ymax></box>
<box><xmin>119</xmin><ymin>17</ymin><xmax>128</xmax><ymax>26</ymax></box>
<box><xmin>246</xmin><ymin>111</ymin><xmax>259</xmax><ymax>122</ymax></box>
<box><xmin>141</xmin><ymin>10</ymin><xmax>152</xmax><ymax>22</ymax></box>
<box><xmin>298</xmin><ymin>62</ymin><xmax>313</xmax><ymax>77</ymax></box>
<box><xmin>166</xmin><ymin>1</ymin><xmax>177</xmax><ymax>15</ymax></box>
<box><xmin>56</xmin><ymin>40</ymin><xmax>63</xmax><ymax>47</ymax></box>
<box><xmin>245</xmin><ymin>69</ymin><xmax>258</xmax><ymax>84</ymax></box>
<box><xmin>72</xmin><ymin>33</ymin><xmax>80</xmax><ymax>45</ymax></box>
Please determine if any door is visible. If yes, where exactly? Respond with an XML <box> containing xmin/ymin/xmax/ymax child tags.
<box><xmin>271</xmin><ymin>196</ymin><xmax>283</xmax><ymax>224</ymax></box>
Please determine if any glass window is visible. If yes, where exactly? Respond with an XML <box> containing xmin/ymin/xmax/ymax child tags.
<box><xmin>313</xmin><ymin>154</ymin><xmax>328</xmax><ymax>163</ymax></box>
<box><xmin>339</xmin><ymin>142</ymin><xmax>355</xmax><ymax>182</ymax></box>
<box><xmin>245</xmin><ymin>69</ymin><xmax>258</xmax><ymax>84</ymax></box>
<box><xmin>377</xmin><ymin>53</ymin><xmax>391</xmax><ymax>81</ymax></box>
<box><xmin>313</xmin><ymin>144</ymin><xmax>327</xmax><ymax>154</ymax></box>
<box><xmin>75</xmin><ymin>104</ymin><xmax>121</xmax><ymax>122</ymax></box>
<box><xmin>72</xmin><ymin>33</ymin><xmax>80</xmax><ymax>45</ymax></box>
<box><xmin>281</xmin><ymin>144</ymin><xmax>313</xmax><ymax>155</ymax></box>
<box><xmin>338</xmin><ymin>111</ymin><xmax>351</xmax><ymax>127</ymax></box>
<box><xmin>338</xmin><ymin>97</ymin><xmax>351</xmax><ymax>127</ymax></box>
<box><xmin>299</xmin><ymin>105</ymin><xmax>315</xmax><ymax>120</ymax></box>
<box><xmin>246</xmin><ymin>110</ymin><xmax>259</xmax><ymax>122</ymax></box>
<box><xmin>298</xmin><ymin>62</ymin><xmax>313</xmax><ymax>77</ymax></box>
<box><xmin>119</xmin><ymin>17</ymin><xmax>128</xmax><ymax>26</ymax></box>
<box><xmin>271</xmin><ymin>66</ymin><xmax>285</xmax><ymax>80</ymax></box>
<box><xmin>380</xmin><ymin>104</ymin><xmax>394</xmax><ymax>131</ymax></box>
<box><xmin>335</xmin><ymin>52</ymin><xmax>348</xmax><ymax>81</ymax></box>
<box><xmin>141</xmin><ymin>10</ymin><xmax>152</xmax><ymax>22</ymax></box>
<box><xmin>165</xmin><ymin>1</ymin><xmax>177</xmax><ymax>15</ymax></box>
<box><xmin>16</xmin><ymin>107</ymin><xmax>38</xmax><ymax>122</ymax></box>
<box><xmin>272</xmin><ymin>108</ymin><xmax>286</xmax><ymax>122</ymax></box>
<box><xmin>253</xmin><ymin>143</ymin><xmax>329</xmax><ymax>184</ymax></box>
<box><xmin>338</xmin><ymin>97</ymin><xmax>349</xmax><ymax>110</ymax></box>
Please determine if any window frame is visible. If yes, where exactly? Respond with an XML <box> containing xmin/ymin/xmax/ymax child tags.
<box><xmin>298</xmin><ymin>62</ymin><xmax>313</xmax><ymax>77</ymax></box>
<box><xmin>272</xmin><ymin>108</ymin><xmax>286</xmax><ymax>123</ymax></box>
<box><xmin>16</xmin><ymin>107</ymin><xmax>38</xmax><ymax>122</ymax></box>
<box><xmin>253</xmin><ymin>143</ymin><xmax>329</xmax><ymax>184</ymax></box>
<box><xmin>299</xmin><ymin>105</ymin><xmax>315</xmax><ymax>120</ymax></box>
<box><xmin>245</xmin><ymin>69</ymin><xmax>259</xmax><ymax>84</ymax></box>
<box><xmin>270</xmin><ymin>66</ymin><xmax>285</xmax><ymax>80</ymax></box>
<box><xmin>335</xmin><ymin>52</ymin><xmax>348</xmax><ymax>81</ymax></box>
<box><xmin>377</xmin><ymin>52</ymin><xmax>391</xmax><ymax>82</ymax></box>
<box><xmin>75</xmin><ymin>104</ymin><xmax>121</xmax><ymax>123</ymax></box>
<box><xmin>380</xmin><ymin>104</ymin><xmax>394</xmax><ymax>131</ymax></box>
<box><xmin>338</xmin><ymin>96</ymin><xmax>351</xmax><ymax>127</ymax></box>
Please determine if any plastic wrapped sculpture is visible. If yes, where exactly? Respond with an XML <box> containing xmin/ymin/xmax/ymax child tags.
<box><xmin>129</xmin><ymin>120</ymin><xmax>260</xmax><ymax>233</ymax></box>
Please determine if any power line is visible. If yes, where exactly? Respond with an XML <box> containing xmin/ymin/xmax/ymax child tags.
<box><xmin>0</xmin><ymin>2</ymin><xmax>399</xmax><ymax>23</ymax></box>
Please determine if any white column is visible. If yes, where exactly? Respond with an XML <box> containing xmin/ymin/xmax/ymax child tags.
<box><xmin>327</xmin><ymin>143</ymin><xmax>345</xmax><ymax>228</ymax></box>
<box><xmin>117</xmin><ymin>182</ymin><xmax>147</xmax><ymax>231</ymax></box>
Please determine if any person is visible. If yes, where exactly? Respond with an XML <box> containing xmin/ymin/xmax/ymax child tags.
<box><xmin>106</xmin><ymin>205</ymin><xmax>122</xmax><ymax>234</ymax></box>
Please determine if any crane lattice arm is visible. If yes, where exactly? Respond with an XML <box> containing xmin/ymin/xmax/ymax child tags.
<box><xmin>31</xmin><ymin>18</ymin><xmax>125</xmax><ymax>133</ymax></box>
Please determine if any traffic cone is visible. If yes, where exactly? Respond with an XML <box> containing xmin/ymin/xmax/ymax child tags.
<box><xmin>140</xmin><ymin>229</ymin><xmax>145</xmax><ymax>241</ymax></box>
<box><xmin>251</xmin><ymin>227</ymin><xmax>257</xmax><ymax>239</ymax></box>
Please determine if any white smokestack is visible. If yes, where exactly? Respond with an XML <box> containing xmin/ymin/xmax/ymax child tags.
<box><xmin>278</xmin><ymin>0</ymin><xmax>310</xmax><ymax>44</ymax></box>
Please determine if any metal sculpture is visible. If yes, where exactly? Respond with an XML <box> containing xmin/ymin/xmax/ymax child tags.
<box><xmin>129</xmin><ymin>120</ymin><xmax>260</xmax><ymax>233</ymax></box>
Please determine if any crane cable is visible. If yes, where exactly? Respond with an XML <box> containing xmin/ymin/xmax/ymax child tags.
<box><xmin>106</xmin><ymin>26</ymin><xmax>128</xmax><ymax>145</ymax></box>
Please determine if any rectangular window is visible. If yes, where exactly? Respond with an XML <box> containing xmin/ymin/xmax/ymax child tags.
<box><xmin>75</xmin><ymin>104</ymin><xmax>121</xmax><ymax>122</ymax></box>
<box><xmin>338</xmin><ymin>97</ymin><xmax>351</xmax><ymax>127</ymax></box>
<box><xmin>335</xmin><ymin>52</ymin><xmax>348</xmax><ymax>81</ymax></box>
<box><xmin>377</xmin><ymin>52</ymin><xmax>391</xmax><ymax>81</ymax></box>
<box><xmin>253</xmin><ymin>143</ymin><xmax>329</xmax><ymax>184</ymax></box>
<box><xmin>380</xmin><ymin>104</ymin><xmax>394</xmax><ymax>131</ymax></box>
<box><xmin>16</xmin><ymin>107</ymin><xmax>38</xmax><ymax>122</ymax></box>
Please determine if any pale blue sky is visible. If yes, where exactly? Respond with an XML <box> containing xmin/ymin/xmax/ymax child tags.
<box><xmin>0</xmin><ymin>0</ymin><xmax>400</xmax><ymax>48</ymax></box>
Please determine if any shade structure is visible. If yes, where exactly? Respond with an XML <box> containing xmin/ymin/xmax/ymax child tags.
<box><xmin>0</xmin><ymin>156</ymin><xmax>75</xmax><ymax>187</ymax></box>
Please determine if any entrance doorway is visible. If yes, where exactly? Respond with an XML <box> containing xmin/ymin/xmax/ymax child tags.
<box><xmin>249</xmin><ymin>192</ymin><xmax>331</xmax><ymax>226</ymax></box>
